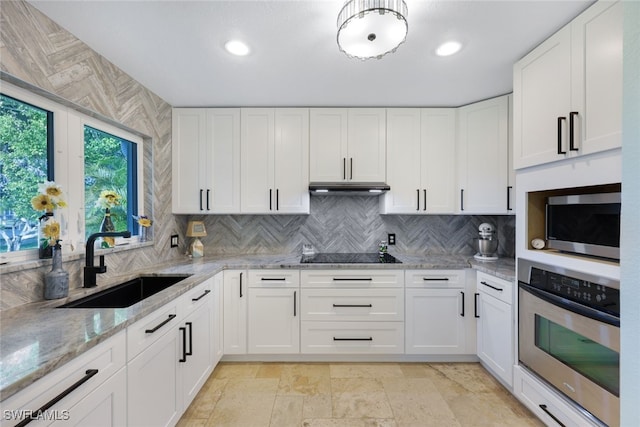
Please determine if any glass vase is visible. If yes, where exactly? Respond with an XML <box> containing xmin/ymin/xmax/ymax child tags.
<box><xmin>100</xmin><ymin>208</ymin><xmax>115</xmax><ymax>248</ymax></box>
<box><xmin>37</xmin><ymin>211</ymin><xmax>56</xmax><ymax>259</ymax></box>
<box><xmin>139</xmin><ymin>226</ymin><xmax>149</xmax><ymax>242</ymax></box>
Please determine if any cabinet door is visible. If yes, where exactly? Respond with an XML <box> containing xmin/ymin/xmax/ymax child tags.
<box><xmin>513</xmin><ymin>26</ymin><xmax>572</xmax><ymax>169</ymax></box>
<box><xmin>309</xmin><ymin>108</ymin><xmax>348</xmax><ymax>182</ymax></box>
<box><xmin>223</xmin><ymin>270</ymin><xmax>247</xmax><ymax>354</ymax></box>
<box><xmin>181</xmin><ymin>298</ymin><xmax>214</xmax><ymax>408</ymax></box>
<box><xmin>128</xmin><ymin>328</ymin><xmax>181</xmax><ymax>427</ymax></box>
<box><xmin>274</xmin><ymin>109</ymin><xmax>309</xmax><ymax>213</ymax></box>
<box><xmin>248</xmin><ymin>288</ymin><xmax>300</xmax><ymax>354</ymax></box>
<box><xmin>422</xmin><ymin>108</ymin><xmax>456</xmax><ymax>213</ymax></box>
<box><xmin>476</xmin><ymin>291</ymin><xmax>513</xmax><ymax>387</ymax></box>
<box><xmin>241</xmin><ymin>108</ymin><xmax>275</xmax><ymax>213</ymax></box>
<box><xmin>172</xmin><ymin>108</ymin><xmax>206</xmax><ymax>213</ymax></box>
<box><xmin>383</xmin><ymin>108</ymin><xmax>422</xmax><ymax>213</ymax></box>
<box><xmin>458</xmin><ymin>95</ymin><xmax>509</xmax><ymax>214</ymax></box>
<box><xmin>405</xmin><ymin>288</ymin><xmax>467</xmax><ymax>354</ymax></box>
<box><xmin>571</xmin><ymin>0</ymin><xmax>622</xmax><ymax>156</ymax></box>
<box><xmin>212</xmin><ymin>272</ymin><xmax>224</xmax><ymax>366</ymax></box>
<box><xmin>207</xmin><ymin>109</ymin><xmax>241</xmax><ymax>213</ymax></box>
<box><xmin>347</xmin><ymin>109</ymin><xmax>386</xmax><ymax>182</ymax></box>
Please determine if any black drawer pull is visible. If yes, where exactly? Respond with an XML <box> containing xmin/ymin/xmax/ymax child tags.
<box><xmin>333</xmin><ymin>278</ymin><xmax>372</xmax><ymax>281</ymax></box>
<box><xmin>474</xmin><ymin>293</ymin><xmax>480</xmax><ymax>318</ymax></box>
<box><xmin>14</xmin><ymin>369</ymin><xmax>99</xmax><ymax>427</ymax></box>
<box><xmin>480</xmin><ymin>281</ymin><xmax>503</xmax><ymax>292</ymax></box>
<box><xmin>192</xmin><ymin>289</ymin><xmax>210</xmax><ymax>301</ymax></box>
<box><xmin>179</xmin><ymin>326</ymin><xmax>187</xmax><ymax>362</ymax></box>
<box><xmin>423</xmin><ymin>277</ymin><xmax>449</xmax><ymax>281</ymax></box>
<box><xmin>569</xmin><ymin>111</ymin><xmax>579</xmax><ymax>152</ymax></box>
<box><xmin>145</xmin><ymin>314</ymin><xmax>177</xmax><ymax>334</ymax></box>
<box><xmin>460</xmin><ymin>291</ymin><xmax>465</xmax><ymax>317</ymax></box>
<box><xmin>539</xmin><ymin>404</ymin><xmax>566</xmax><ymax>427</ymax></box>
<box><xmin>333</xmin><ymin>304</ymin><xmax>373</xmax><ymax>308</ymax></box>
<box><xmin>333</xmin><ymin>337</ymin><xmax>373</xmax><ymax>341</ymax></box>
<box><xmin>557</xmin><ymin>117</ymin><xmax>567</xmax><ymax>154</ymax></box>
<box><xmin>261</xmin><ymin>277</ymin><xmax>287</xmax><ymax>281</ymax></box>
<box><xmin>186</xmin><ymin>322</ymin><xmax>193</xmax><ymax>356</ymax></box>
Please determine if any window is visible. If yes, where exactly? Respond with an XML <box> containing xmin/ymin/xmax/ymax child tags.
<box><xmin>0</xmin><ymin>93</ymin><xmax>53</xmax><ymax>254</ymax></box>
<box><xmin>84</xmin><ymin>126</ymin><xmax>138</xmax><ymax>239</ymax></box>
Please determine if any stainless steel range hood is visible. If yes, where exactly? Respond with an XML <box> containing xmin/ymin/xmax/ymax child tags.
<box><xmin>308</xmin><ymin>182</ymin><xmax>390</xmax><ymax>196</ymax></box>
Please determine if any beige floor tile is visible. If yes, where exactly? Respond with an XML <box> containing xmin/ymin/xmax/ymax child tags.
<box><xmin>182</xmin><ymin>378</ymin><xmax>228</xmax><ymax>420</ymax></box>
<box><xmin>303</xmin><ymin>394</ymin><xmax>333</xmax><ymax>419</ymax></box>
<box><xmin>398</xmin><ymin>363</ymin><xmax>432</xmax><ymax>378</ymax></box>
<box><xmin>257</xmin><ymin>363</ymin><xmax>285</xmax><ymax>378</ymax></box>
<box><xmin>331</xmin><ymin>378</ymin><xmax>394</xmax><ymax>419</ymax></box>
<box><xmin>446</xmin><ymin>391</ymin><xmax>544</xmax><ymax>427</ymax></box>
<box><xmin>330</xmin><ymin>363</ymin><xmax>404</xmax><ymax>379</ymax></box>
<box><xmin>381</xmin><ymin>377</ymin><xmax>440</xmax><ymax>395</ymax></box>
<box><xmin>205</xmin><ymin>391</ymin><xmax>276</xmax><ymax>427</ymax></box>
<box><xmin>269</xmin><ymin>395</ymin><xmax>304</xmax><ymax>427</ymax></box>
<box><xmin>428</xmin><ymin>363</ymin><xmax>503</xmax><ymax>395</ymax></box>
<box><xmin>224</xmin><ymin>377</ymin><xmax>280</xmax><ymax>394</ymax></box>
<box><xmin>212</xmin><ymin>362</ymin><xmax>261</xmax><ymax>379</ymax></box>
<box><xmin>385</xmin><ymin>383</ymin><xmax>460</xmax><ymax>427</ymax></box>
<box><xmin>176</xmin><ymin>418</ymin><xmax>208</xmax><ymax>427</ymax></box>
<box><xmin>302</xmin><ymin>419</ymin><xmax>398</xmax><ymax>427</ymax></box>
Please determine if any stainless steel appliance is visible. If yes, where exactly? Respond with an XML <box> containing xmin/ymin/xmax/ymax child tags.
<box><xmin>308</xmin><ymin>182</ymin><xmax>390</xmax><ymax>196</ymax></box>
<box><xmin>473</xmin><ymin>222</ymin><xmax>498</xmax><ymax>261</ymax></box>
<box><xmin>546</xmin><ymin>192</ymin><xmax>621</xmax><ymax>260</ymax></box>
<box><xmin>300</xmin><ymin>253</ymin><xmax>401</xmax><ymax>264</ymax></box>
<box><xmin>518</xmin><ymin>258</ymin><xmax>620</xmax><ymax>426</ymax></box>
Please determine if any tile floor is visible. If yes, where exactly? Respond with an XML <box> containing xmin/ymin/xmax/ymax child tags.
<box><xmin>177</xmin><ymin>362</ymin><xmax>544</xmax><ymax>427</ymax></box>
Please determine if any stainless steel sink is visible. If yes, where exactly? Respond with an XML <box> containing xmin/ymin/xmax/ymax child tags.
<box><xmin>58</xmin><ymin>274</ymin><xmax>191</xmax><ymax>308</ymax></box>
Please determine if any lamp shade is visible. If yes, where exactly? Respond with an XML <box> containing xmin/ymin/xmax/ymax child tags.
<box><xmin>186</xmin><ymin>221</ymin><xmax>207</xmax><ymax>237</ymax></box>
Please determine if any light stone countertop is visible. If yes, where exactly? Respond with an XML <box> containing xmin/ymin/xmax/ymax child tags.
<box><xmin>0</xmin><ymin>253</ymin><xmax>515</xmax><ymax>401</ymax></box>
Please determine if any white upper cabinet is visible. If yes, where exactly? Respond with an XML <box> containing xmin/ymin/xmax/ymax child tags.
<box><xmin>310</xmin><ymin>108</ymin><xmax>386</xmax><ymax>183</ymax></box>
<box><xmin>513</xmin><ymin>0</ymin><xmax>622</xmax><ymax>169</ymax></box>
<box><xmin>457</xmin><ymin>95</ymin><xmax>510</xmax><ymax>214</ymax></box>
<box><xmin>382</xmin><ymin>108</ymin><xmax>456</xmax><ymax>214</ymax></box>
<box><xmin>172</xmin><ymin>108</ymin><xmax>240</xmax><ymax>214</ymax></box>
<box><xmin>240</xmin><ymin>108</ymin><xmax>309</xmax><ymax>214</ymax></box>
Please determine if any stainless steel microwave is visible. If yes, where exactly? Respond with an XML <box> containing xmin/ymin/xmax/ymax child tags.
<box><xmin>546</xmin><ymin>192</ymin><xmax>621</xmax><ymax>260</ymax></box>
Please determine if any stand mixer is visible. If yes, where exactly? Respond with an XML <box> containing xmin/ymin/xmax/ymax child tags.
<box><xmin>473</xmin><ymin>222</ymin><xmax>499</xmax><ymax>261</ymax></box>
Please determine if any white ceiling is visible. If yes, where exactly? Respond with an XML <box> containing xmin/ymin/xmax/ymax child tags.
<box><xmin>28</xmin><ymin>0</ymin><xmax>594</xmax><ymax>108</ymax></box>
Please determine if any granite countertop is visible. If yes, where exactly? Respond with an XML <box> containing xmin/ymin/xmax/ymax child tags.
<box><xmin>0</xmin><ymin>253</ymin><xmax>515</xmax><ymax>401</ymax></box>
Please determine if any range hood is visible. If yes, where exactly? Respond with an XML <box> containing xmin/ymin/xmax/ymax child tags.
<box><xmin>309</xmin><ymin>182</ymin><xmax>390</xmax><ymax>196</ymax></box>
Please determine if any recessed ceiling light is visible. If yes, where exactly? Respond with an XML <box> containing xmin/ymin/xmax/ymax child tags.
<box><xmin>224</xmin><ymin>40</ymin><xmax>250</xmax><ymax>56</ymax></box>
<box><xmin>436</xmin><ymin>41</ymin><xmax>462</xmax><ymax>57</ymax></box>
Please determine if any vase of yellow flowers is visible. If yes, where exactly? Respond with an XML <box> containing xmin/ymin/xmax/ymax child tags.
<box><xmin>134</xmin><ymin>215</ymin><xmax>153</xmax><ymax>242</ymax></box>
<box><xmin>97</xmin><ymin>190</ymin><xmax>121</xmax><ymax>248</ymax></box>
<box><xmin>31</xmin><ymin>181</ymin><xmax>66</xmax><ymax>259</ymax></box>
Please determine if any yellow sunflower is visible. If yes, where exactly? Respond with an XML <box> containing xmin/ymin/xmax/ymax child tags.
<box><xmin>43</xmin><ymin>221</ymin><xmax>60</xmax><ymax>243</ymax></box>
<box><xmin>31</xmin><ymin>194</ymin><xmax>55</xmax><ymax>212</ymax></box>
<box><xmin>97</xmin><ymin>190</ymin><xmax>122</xmax><ymax>208</ymax></box>
<box><xmin>138</xmin><ymin>218</ymin><xmax>152</xmax><ymax>228</ymax></box>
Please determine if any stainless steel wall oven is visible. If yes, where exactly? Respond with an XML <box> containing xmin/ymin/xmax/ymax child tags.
<box><xmin>518</xmin><ymin>259</ymin><xmax>620</xmax><ymax>426</ymax></box>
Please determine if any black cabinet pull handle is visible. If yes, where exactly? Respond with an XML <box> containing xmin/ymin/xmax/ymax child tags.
<box><xmin>474</xmin><ymin>293</ymin><xmax>480</xmax><ymax>318</ymax></box>
<box><xmin>199</xmin><ymin>189</ymin><xmax>203</xmax><ymax>211</ymax></box>
<box><xmin>569</xmin><ymin>111</ymin><xmax>579</xmax><ymax>151</ymax></box>
<box><xmin>539</xmin><ymin>404</ymin><xmax>566</xmax><ymax>427</ymax></box>
<box><xmin>269</xmin><ymin>189</ymin><xmax>273</xmax><ymax>210</ymax></box>
<box><xmin>460</xmin><ymin>291</ymin><xmax>465</xmax><ymax>317</ymax></box>
<box><xmin>239</xmin><ymin>272</ymin><xmax>243</xmax><ymax>298</ymax></box>
<box><xmin>350</xmin><ymin>158</ymin><xmax>353</xmax><ymax>180</ymax></box>
<box><xmin>192</xmin><ymin>289</ymin><xmax>211</xmax><ymax>301</ymax></box>
<box><xmin>186</xmin><ymin>321</ymin><xmax>193</xmax><ymax>356</ymax></box>
<box><xmin>293</xmin><ymin>290</ymin><xmax>297</xmax><ymax>317</ymax></box>
<box><xmin>343</xmin><ymin>157</ymin><xmax>346</xmax><ymax>180</ymax></box>
<box><xmin>481</xmin><ymin>281</ymin><xmax>504</xmax><ymax>292</ymax></box>
<box><xmin>276</xmin><ymin>189</ymin><xmax>279</xmax><ymax>210</ymax></box>
<box><xmin>13</xmin><ymin>369</ymin><xmax>99</xmax><ymax>427</ymax></box>
<box><xmin>416</xmin><ymin>189</ymin><xmax>420</xmax><ymax>211</ymax></box>
<box><xmin>333</xmin><ymin>278</ymin><xmax>372</xmax><ymax>281</ymax></box>
<box><xmin>145</xmin><ymin>314</ymin><xmax>177</xmax><ymax>334</ymax></box>
<box><xmin>423</xmin><ymin>277</ymin><xmax>449</xmax><ymax>281</ymax></box>
<box><xmin>507</xmin><ymin>186</ymin><xmax>513</xmax><ymax>211</ymax></box>
<box><xmin>333</xmin><ymin>337</ymin><xmax>373</xmax><ymax>341</ymax></box>
<box><xmin>460</xmin><ymin>189</ymin><xmax>464</xmax><ymax>211</ymax></box>
<box><xmin>557</xmin><ymin>117</ymin><xmax>567</xmax><ymax>154</ymax></box>
<box><xmin>179</xmin><ymin>326</ymin><xmax>187</xmax><ymax>362</ymax></box>
<box><xmin>206</xmin><ymin>189</ymin><xmax>210</xmax><ymax>210</ymax></box>
<box><xmin>261</xmin><ymin>277</ymin><xmax>287</xmax><ymax>281</ymax></box>
<box><xmin>423</xmin><ymin>189</ymin><xmax>427</xmax><ymax>211</ymax></box>
<box><xmin>333</xmin><ymin>304</ymin><xmax>372</xmax><ymax>308</ymax></box>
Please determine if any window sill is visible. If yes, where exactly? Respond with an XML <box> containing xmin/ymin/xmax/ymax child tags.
<box><xmin>0</xmin><ymin>240</ymin><xmax>154</xmax><ymax>275</ymax></box>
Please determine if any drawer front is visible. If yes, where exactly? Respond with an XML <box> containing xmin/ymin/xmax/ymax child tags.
<box><xmin>301</xmin><ymin>270</ymin><xmax>403</xmax><ymax>288</ymax></box>
<box><xmin>301</xmin><ymin>321</ymin><xmax>404</xmax><ymax>354</ymax></box>
<box><xmin>127</xmin><ymin>299</ymin><xmax>180</xmax><ymax>361</ymax></box>
<box><xmin>248</xmin><ymin>270</ymin><xmax>300</xmax><ymax>287</ymax></box>
<box><xmin>301</xmin><ymin>288</ymin><xmax>404</xmax><ymax>321</ymax></box>
<box><xmin>477</xmin><ymin>272</ymin><xmax>513</xmax><ymax>304</ymax></box>
<box><xmin>181</xmin><ymin>278</ymin><xmax>215</xmax><ymax>314</ymax></box>
<box><xmin>405</xmin><ymin>270</ymin><xmax>466</xmax><ymax>288</ymax></box>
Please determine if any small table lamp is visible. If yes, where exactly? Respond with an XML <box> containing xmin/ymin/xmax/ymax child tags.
<box><xmin>186</xmin><ymin>220</ymin><xmax>207</xmax><ymax>258</ymax></box>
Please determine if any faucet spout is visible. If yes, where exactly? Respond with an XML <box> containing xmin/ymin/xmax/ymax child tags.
<box><xmin>84</xmin><ymin>231</ymin><xmax>131</xmax><ymax>288</ymax></box>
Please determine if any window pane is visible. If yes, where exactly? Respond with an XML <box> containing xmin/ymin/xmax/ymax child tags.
<box><xmin>0</xmin><ymin>94</ymin><xmax>52</xmax><ymax>253</ymax></box>
<box><xmin>84</xmin><ymin>126</ymin><xmax>138</xmax><ymax>239</ymax></box>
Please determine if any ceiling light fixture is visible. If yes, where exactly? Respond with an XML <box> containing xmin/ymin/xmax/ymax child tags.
<box><xmin>337</xmin><ymin>0</ymin><xmax>408</xmax><ymax>60</ymax></box>
<box><xmin>436</xmin><ymin>41</ymin><xmax>462</xmax><ymax>57</ymax></box>
<box><xmin>224</xmin><ymin>40</ymin><xmax>250</xmax><ymax>56</ymax></box>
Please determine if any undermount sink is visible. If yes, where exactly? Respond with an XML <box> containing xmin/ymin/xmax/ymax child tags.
<box><xmin>58</xmin><ymin>274</ymin><xmax>191</xmax><ymax>309</ymax></box>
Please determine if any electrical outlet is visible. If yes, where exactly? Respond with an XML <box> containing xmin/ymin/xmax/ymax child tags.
<box><xmin>170</xmin><ymin>234</ymin><xmax>179</xmax><ymax>248</ymax></box>
<box><xmin>388</xmin><ymin>233</ymin><xmax>396</xmax><ymax>245</ymax></box>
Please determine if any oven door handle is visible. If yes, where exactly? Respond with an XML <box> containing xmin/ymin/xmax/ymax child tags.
<box><xmin>519</xmin><ymin>283</ymin><xmax>620</xmax><ymax>327</ymax></box>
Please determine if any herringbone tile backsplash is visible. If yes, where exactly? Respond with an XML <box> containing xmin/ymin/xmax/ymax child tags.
<box><xmin>183</xmin><ymin>197</ymin><xmax>515</xmax><ymax>257</ymax></box>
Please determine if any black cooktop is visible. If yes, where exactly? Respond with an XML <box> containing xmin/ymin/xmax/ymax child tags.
<box><xmin>300</xmin><ymin>253</ymin><xmax>401</xmax><ymax>264</ymax></box>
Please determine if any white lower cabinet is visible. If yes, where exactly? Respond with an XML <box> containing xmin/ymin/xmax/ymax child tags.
<box><xmin>475</xmin><ymin>272</ymin><xmax>514</xmax><ymax>388</ymax></box>
<box><xmin>223</xmin><ymin>270</ymin><xmax>247</xmax><ymax>354</ymax></box>
<box><xmin>0</xmin><ymin>331</ymin><xmax>126</xmax><ymax>427</ymax></box>
<box><xmin>212</xmin><ymin>272</ymin><xmax>224</xmax><ymax>366</ymax></box>
<box><xmin>405</xmin><ymin>270</ymin><xmax>473</xmax><ymax>355</ymax></box>
<box><xmin>247</xmin><ymin>270</ymin><xmax>300</xmax><ymax>354</ymax></box>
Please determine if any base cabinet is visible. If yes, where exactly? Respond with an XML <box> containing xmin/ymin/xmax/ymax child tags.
<box><xmin>223</xmin><ymin>270</ymin><xmax>248</xmax><ymax>354</ymax></box>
